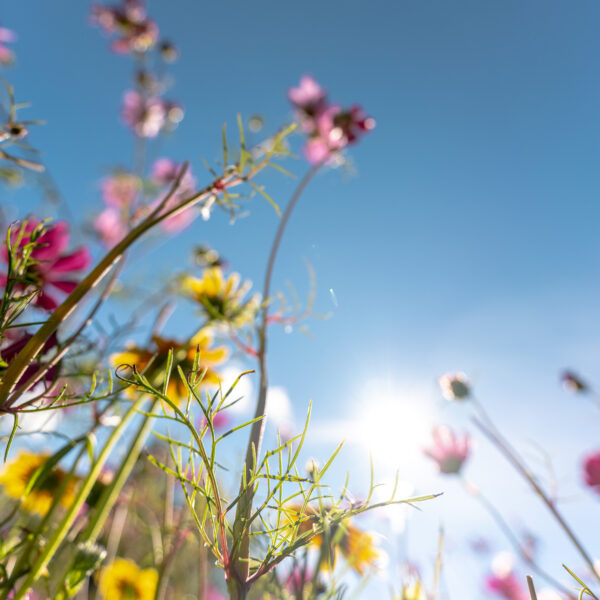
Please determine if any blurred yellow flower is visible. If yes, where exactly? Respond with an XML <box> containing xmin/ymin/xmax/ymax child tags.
<box><xmin>286</xmin><ymin>504</ymin><xmax>380</xmax><ymax>575</ymax></box>
<box><xmin>98</xmin><ymin>558</ymin><xmax>158</xmax><ymax>600</ymax></box>
<box><xmin>399</xmin><ymin>580</ymin><xmax>426</xmax><ymax>600</ymax></box>
<box><xmin>180</xmin><ymin>267</ymin><xmax>260</xmax><ymax>328</ymax></box>
<box><xmin>111</xmin><ymin>330</ymin><xmax>228</xmax><ymax>404</ymax></box>
<box><xmin>0</xmin><ymin>451</ymin><xmax>77</xmax><ymax>516</ymax></box>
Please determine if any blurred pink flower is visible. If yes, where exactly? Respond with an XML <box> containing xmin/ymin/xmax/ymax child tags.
<box><xmin>151</xmin><ymin>158</ymin><xmax>197</xmax><ymax>232</ymax></box>
<box><xmin>100</xmin><ymin>172</ymin><xmax>140</xmax><ymax>207</ymax></box>
<box><xmin>205</xmin><ymin>585</ymin><xmax>226</xmax><ymax>600</ymax></box>
<box><xmin>285</xmin><ymin>566</ymin><xmax>313</xmax><ymax>594</ymax></box>
<box><xmin>583</xmin><ymin>451</ymin><xmax>600</xmax><ymax>493</ymax></box>
<box><xmin>199</xmin><ymin>410</ymin><xmax>229</xmax><ymax>433</ymax></box>
<box><xmin>288</xmin><ymin>75</ymin><xmax>374</xmax><ymax>165</ymax></box>
<box><xmin>423</xmin><ymin>426</ymin><xmax>470</xmax><ymax>475</ymax></box>
<box><xmin>485</xmin><ymin>571</ymin><xmax>529</xmax><ymax>600</ymax></box>
<box><xmin>121</xmin><ymin>91</ymin><xmax>166</xmax><ymax>138</ymax></box>
<box><xmin>91</xmin><ymin>0</ymin><xmax>158</xmax><ymax>54</ymax></box>
<box><xmin>2</xmin><ymin>220</ymin><xmax>92</xmax><ymax>311</ymax></box>
<box><xmin>1</xmin><ymin>331</ymin><xmax>60</xmax><ymax>392</ymax></box>
<box><xmin>0</xmin><ymin>25</ymin><xmax>16</xmax><ymax>66</ymax></box>
<box><xmin>288</xmin><ymin>75</ymin><xmax>327</xmax><ymax>133</ymax></box>
<box><xmin>94</xmin><ymin>208</ymin><xmax>128</xmax><ymax>248</ymax></box>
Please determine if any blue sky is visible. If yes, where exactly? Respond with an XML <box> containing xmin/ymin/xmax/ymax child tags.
<box><xmin>4</xmin><ymin>1</ymin><xmax>600</xmax><ymax>598</ymax></box>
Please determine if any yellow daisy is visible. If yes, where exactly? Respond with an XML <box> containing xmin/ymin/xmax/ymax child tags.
<box><xmin>0</xmin><ymin>451</ymin><xmax>78</xmax><ymax>516</ymax></box>
<box><xmin>180</xmin><ymin>267</ymin><xmax>260</xmax><ymax>328</ymax></box>
<box><xmin>98</xmin><ymin>558</ymin><xmax>158</xmax><ymax>600</ymax></box>
<box><xmin>111</xmin><ymin>330</ymin><xmax>228</xmax><ymax>404</ymax></box>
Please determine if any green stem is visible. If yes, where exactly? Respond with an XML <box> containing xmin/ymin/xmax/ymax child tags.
<box><xmin>11</xmin><ymin>395</ymin><xmax>145</xmax><ymax>600</ymax></box>
<box><xmin>0</xmin><ymin>166</ymin><xmax>239</xmax><ymax>407</ymax></box>
<box><xmin>231</xmin><ymin>163</ymin><xmax>321</xmax><ymax>590</ymax></box>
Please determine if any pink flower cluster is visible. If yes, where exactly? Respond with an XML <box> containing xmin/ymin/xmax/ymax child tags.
<box><xmin>121</xmin><ymin>91</ymin><xmax>183</xmax><ymax>139</ymax></box>
<box><xmin>151</xmin><ymin>158</ymin><xmax>198</xmax><ymax>232</ymax></box>
<box><xmin>91</xmin><ymin>0</ymin><xmax>158</xmax><ymax>54</ymax></box>
<box><xmin>423</xmin><ymin>425</ymin><xmax>471</xmax><ymax>475</ymax></box>
<box><xmin>1</xmin><ymin>220</ymin><xmax>91</xmax><ymax>311</ymax></box>
<box><xmin>94</xmin><ymin>160</ymin><xmax>197</xmax><ymax>247</ymax></box>
<box><xmin>288</xmin><ymin>75</ymin><xmax>375</xmax><ymax>164</ymax></box>
<box><xmin>0</xmin><ymin>25</ymin><xmax>16</xmax><ymax>66</ymax></box>
<box><xmin>583</xmin><ymin>451</ymin><xmax>600</xmax><ymax>494</ymax></box>
<box><xmin>94</xmin><ymin>172</ymin><xmax>141</xmax><ymax>247</ymax></box>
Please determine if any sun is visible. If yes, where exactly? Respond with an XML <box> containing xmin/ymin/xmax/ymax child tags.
<box><xmin>350</xmin><ymin>379</ymin><xmax>435</xmax><ymax>468</ymax></box>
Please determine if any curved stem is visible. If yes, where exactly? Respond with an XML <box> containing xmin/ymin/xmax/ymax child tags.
<box><xmin>462</xmin><ymin>477</ymin><xmax>575</xmax><ymax>598</ymax></box>
<box><xmin>230</xmin><ymin>162</ymin><xmax>321</xmax><ymax>592</ymax></box>
<box><xmin>472</xmin><ymin>402</ymin><xmax>600</xmax><ymax>586</ymax></box>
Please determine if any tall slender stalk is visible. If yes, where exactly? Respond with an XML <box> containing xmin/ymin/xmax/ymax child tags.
<box><xmin>230</xmin><ymin>163</ymin><xmax>321</xmax><ymax>597</ymax></box>
<box><xmin>461</xmin><ymin>478</ymin><xmax>575</xmax><ymax>598</ymax></box>
<box><xmin>473</xmin><ymin>405</ymin><xmax>600</xmax><ymax>586</ymax></box>
<box><xmin>11</xmin><ymin>395</ymin><xmax>146</xmax><ymax>600</ymax></box>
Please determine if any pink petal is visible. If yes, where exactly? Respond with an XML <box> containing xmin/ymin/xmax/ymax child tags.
<box><xmin>48</xmin><ymin>279</ymin><xmax>78</xmax><ymax>294</ymax></box>
<box><xmin>32</xmin><ymin>222</ymin><xmax>70</xmax><ymax>261</ymax></box>
<box><xmin>50</xmin><ymin>247</ymin><xmax>91</xmax><ymax>273</ymax></box>
<box><xmin>35</xmin><ymin>290</ymin><xmax>58</xmax><ymax>311</ymax></box>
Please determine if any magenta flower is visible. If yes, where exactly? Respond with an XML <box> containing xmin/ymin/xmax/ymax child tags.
<box><xmin>583</xmin><ymin>451</ymin><xmax>600</xmax><ymax>494</ymax></box>
<box><xmin>151</xmin><ymin>158</ymin><xmax>197</xmax><ymax>232</ymax></box>
<box><xmin>288</xmin><ymin>75</ymin><xmax>327</xmax><ymax>132</ymax></box>
<box><xmin>485</xmin><ymin>572</ymin><xmax>528</xmax><ymax>600</ymax></box>
<box><xmin>0</xmin><ymin>25</ymin><xmax>16</xmax><ymax>66</ymax></box>
<box><xmin>121</xmin><ymin>91</ymin><xmax>166</xmax><ymax>138</ymax></box>
<box><xmin>2</xmin><ymin>220</ymin><xmax>92</xmax><ymax>311</ymax></box>
<box><xmin>1</xmin><ymin>331</ymin><xmax>60</xmax><ymax>393</ymax></box>
<box><xmin>94</xmin><ymin>208</ymin><xmax>129</xmax><ymax>248</ymax></box>
<box><xmin>288</xmin><ymin>75</ymin><xmax>374</xmax><ymax>165</ymax></box>
<box><xmin>423</xmin><ymin>426</ymin><xmax>471</xmax><ymax>475</ymax></box>
<box><xmin>91</xmin><ymin>0</ymin><xmax>158</xmax><ymax>54</ymax></box>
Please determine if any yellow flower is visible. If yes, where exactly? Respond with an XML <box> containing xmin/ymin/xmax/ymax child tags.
<box><xmin>399</xmin><ymin>580</ymin><xmax>426</xmax><ymax>600</ymax></box>
<box><xmin>111</xmin><ymin>330</ymin><xmax>228</xmax><ymax>404</ymax></box>
<box><xmin>0</xmin><ymin>451</ymin><xmax>77</xmax><ymax>516</ymax></box>
<box><xmin>180</xmin><ymin>267</ymin><xmax>260</xmax><ymax>328</ymax></box>
<box><xmin>98</xmin><ymin>558</ymin><xmax>158</xmax><ymax>600</ymax></box>
<box><xmin>286</xmin><ymin>504</ymin><xmax>380</xmax><ymax>575</ymax></box>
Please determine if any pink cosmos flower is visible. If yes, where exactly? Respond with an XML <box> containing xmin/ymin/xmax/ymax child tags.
<box><xmin>423</xmin><ymin>426</ymin><xmax>471</xmax><ymax>475</ymax></box>
<box><xmin>94</xmin><ymin>208</ymin><xmax>129</xmax><ymax>248</ymax></box>
<box><xmin>151</xmin><ymin>158</ymin><xmax>197</xmax><ymax>232</ymax></box>
<box><xmin>288</xmin><ymin>75</ymin><xmax>328</xmax><ymax>133</ymax></box>
<box><xmin>100</xmin><ymin>172</ymin><xmax>140</xmax><ymax>207</ymax></box>
<box><xmin>121</xmin><ymin>91</ymin><xmax>166</xmax><ymax>138</ymax></box>
<box><xmin>0</xmin><ymin>26</ymin><xmax>16</xmax><ymax>66</ymax></box>
<box><xmin>1</xmin><ymin>331</ymin><xmax>60</xmax><ymax>393</ymax></box>
<box><xmin>485</xmin><ymin>572</ymin><xmax>529</xmax><ymax>600</ymax></box>
<box><xmin>91</xmin><ymin>0</ymin><xmax>158</xmax><ymax>54</ymax></box>
<box><xmin>583</xmin><ymin>451</ymin><xmax>600</xmax><ymax>494</ymax></box>
<box><xmin>1</xmin><ymin>220</ymin><xmax>92</xmax><ymax>311</ymax></box>
<box><xmin>288</xmin><ymin>76</ymin><xmax>374</xmax><ymax>165</ymax></box>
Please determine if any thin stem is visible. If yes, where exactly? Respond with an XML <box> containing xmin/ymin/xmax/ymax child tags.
<box><xmin>473</xmin><ymin>409</ymin><xmax>600</xmax><ymax>585</ymax></box>
<box><xmin>231</xmin><ymin>162</ymin><xmax>321</xmax><ymax>591</ymax></box>
<box><xmin>11</xmin><ymin>395</ymin><xmax>146</xmax><ymax>600</ymax></box>
<box><xmin>0</xmin><ymin>162</ymin><xmax>254</xmax><ymax>406</ymax></box>
<box><xmin>462</xmin><ymin>478</ymin><xmax>575</xmax><ymax>598</ymax></box>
